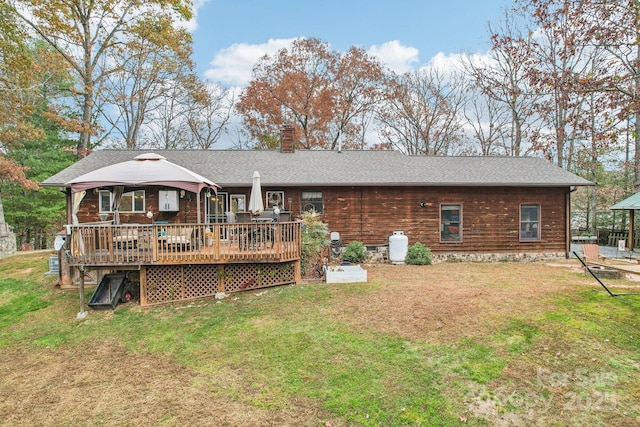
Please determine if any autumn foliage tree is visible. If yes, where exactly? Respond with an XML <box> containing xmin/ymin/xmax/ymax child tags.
<box><xmin>7</xmin><ymin>0</ymin><xmax>194</xmax><ymax>158</ymax></box>
<box><xmin>0</xmin><ymin>27</ymin><xmax>75</xmax><ymax>246</ymax></box>
<box><xmin>237</xmin><ymin>38</ymin><xmax>386</xmax><ymax>150</ymax></box>
<box><xmin>510</xmin><ymin>0</ymin><xmax>638</xmax><ymax>229</ymax></box>
<box><xmin>513</xmin><ymin>0</ymin><xmax>603</xmax><ymax>170</ymax></box>
<box><xmin>0</xmin><ymin>16</ymin><xmax>56</xmax><ymax>191</ymax></box>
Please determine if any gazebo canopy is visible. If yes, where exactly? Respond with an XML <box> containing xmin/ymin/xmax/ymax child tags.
<box><xmin>66</xmin><ymin>153</ymin><xmax>219</xmax><ymax>194</ymax></box>
<box><xmin>610</xmin><ymin>192</ymin><xmax>640</xmax><ymax>210</ymax></box>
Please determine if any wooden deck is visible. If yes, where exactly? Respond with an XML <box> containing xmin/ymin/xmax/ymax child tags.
<box><xmin>67</xmin><ymin>222</ymin><xmax>301</xmax><ymax>267</ymax></box>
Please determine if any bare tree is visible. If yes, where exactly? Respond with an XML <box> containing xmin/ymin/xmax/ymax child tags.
<box><xmin>461</xmin><ymin>85</ymin><xmax>511</xmax><ymax>155</ymax></box>
<box><xmin>575</xmin><ymin>0</ymin><xmax>640</xmax><ymax>189</ymax></box>
<box><xmin>144</xmin><ymin>82</ymin><xmax>192</xmax><ymax>150</ymax></box>
<box><xmin>99</xmin><ymin>15</ymin><xmax>195</xmax><ymax>149</ymax></box>
<box><xmin>376</xmin><ymin>67</ymin><xmax>467</xmax><ymax>155</ymax></box>
<box><xmin>186</xmin><ymin>83</ymin><xmax>234</xmax><ymax>149</ymax></box>
<box><xmin>519</xmin><ymin>0</ymin><xmax>599</xmax><ymax>169</ymax></box>
<box><xmin>462</xmin><ymin>10</ymin><xmax>540</xmax><ymax>157</ymax></box>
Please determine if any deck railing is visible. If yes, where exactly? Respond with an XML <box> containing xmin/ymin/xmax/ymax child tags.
<box><xmin>67</xmin><ymin>221</ymin><xmax>302</xmax><ymax>266</ymax></box>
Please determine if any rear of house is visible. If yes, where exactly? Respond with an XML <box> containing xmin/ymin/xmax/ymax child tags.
<box><xmin>44</xmin><ymin>146</ymin><xmax>591</xmax><ymax>262</ymax></box>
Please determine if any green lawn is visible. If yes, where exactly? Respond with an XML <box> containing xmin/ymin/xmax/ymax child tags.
<box><xmin>0</xmin><ymin>251</ymin><xmax>638</xmax><ymax>426</ymax></box>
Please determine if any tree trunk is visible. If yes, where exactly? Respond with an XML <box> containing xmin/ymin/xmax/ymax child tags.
<box><xmin>635</xmin><ymin>111</ymin><xmax>640</xmax><ymax>191</ymax></box>
<box><xmin>78</xmin><ymin>16</ymin><xmax>94</xmax><ymax>159</ymax></box>
<box><xmin>0</xmin><ymin>194</ymin><xmax>6</xmax><ymax>235</ymax></box>
<box><xmin>634</xmin><ymin>42</ymin><xmax>640</xmax><ymax>190</ymax></box>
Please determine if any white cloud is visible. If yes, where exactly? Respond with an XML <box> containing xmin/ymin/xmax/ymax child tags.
<box><xmin>367</xmin><ymin>40</ymin><xmax>420</xmax><ymax>74</ymax></box>
<box><xmin>417</xmin><ymin>51</ymin><xmax>494</xmax><ymax>78</ymax></box>
<box><xmin>183</xmin><ymin>0</ymin><xmax>210</xmax><ymax>32</ymax></box>
<box><xmin>204</xmin><ymin>38</ymin><xmax>297</xmax><ymax>87</ymax></box>
<box><xmin>204</xmin><ymin>38</ymin><xmax>427</xmax><ymax>86</ymax></box>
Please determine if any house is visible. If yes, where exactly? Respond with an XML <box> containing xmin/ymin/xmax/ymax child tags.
<box><xmin>43</xmin><ymin>127</ymin><xmax>592</xmax><ymax>305</ymax></box>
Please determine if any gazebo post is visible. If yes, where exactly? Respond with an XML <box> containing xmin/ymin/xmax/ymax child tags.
<box><xmin>630</xmin><ymin>210</ymin><xmax>635</xmax><ymax>251</ymax></box>
<box><xmin>197</xmin><ymin>192</ymin><xmax>201</xmax><ymax>224</ymax></box>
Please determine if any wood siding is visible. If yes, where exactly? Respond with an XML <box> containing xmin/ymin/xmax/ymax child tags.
<box><xmin>74</xmin><ymin>185</ymin><xmax>570</xmax><ymax>255</ymax></box>
<box><xmin>321</xmin><ymin>186</ymin><xmax>569</xmax><ymax>254</ymax></box>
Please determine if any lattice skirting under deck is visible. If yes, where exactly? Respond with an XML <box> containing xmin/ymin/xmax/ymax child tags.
<box><xmin>141</xmin><ymin>262</ymin><xmax>298</xmax><ymax>306</ymax></box>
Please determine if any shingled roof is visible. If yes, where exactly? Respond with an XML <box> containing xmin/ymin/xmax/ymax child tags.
<box><xmin>42</xmin><ymin>149</ymin><xmax>593</xmax><ymax>189</ymax></box>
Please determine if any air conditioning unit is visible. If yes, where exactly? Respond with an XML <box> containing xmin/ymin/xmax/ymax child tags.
<box><xmin>159</xmin><ymin>190</ymin><xmax>179</xmax><ymax>211</ymax></box>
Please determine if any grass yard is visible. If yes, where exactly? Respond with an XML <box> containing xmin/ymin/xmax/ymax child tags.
<box><xmin>0</xmin><ymin>251</ymin><xmax>639</xmax><ymax>426</ymax></box>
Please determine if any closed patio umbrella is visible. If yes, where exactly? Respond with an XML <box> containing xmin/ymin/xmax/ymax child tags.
<box><xmin>248</xmin><ymin>171</ymin><xmax>264</xmax><ymax>215</ymax></box>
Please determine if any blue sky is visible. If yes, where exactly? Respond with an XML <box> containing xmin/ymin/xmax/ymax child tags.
<box><xmin>191</xmin><ymin>0</ymin><xmax>513</xmax><ymax>86</ymax></box>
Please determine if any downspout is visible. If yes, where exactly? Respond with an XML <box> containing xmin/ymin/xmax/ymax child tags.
<box><xmin>566</xmin><ymin>187</ymin><xmax>577</xmax><ymax>259</ymax></box>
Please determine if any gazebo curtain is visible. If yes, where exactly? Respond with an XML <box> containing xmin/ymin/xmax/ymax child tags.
<box><xmin>71</xmin><ymin>190</ymin><xmax>86</xmax><ymax>256</ymax></box>
<box><xmin>111</xmin><ymin>186</ymin><xmax>124</xmax><ymax>225</ymax></box>
<box><xmin>71</xmin><ymin>191</ymin><xmax>86</xmax><ymax>225</ymax></box>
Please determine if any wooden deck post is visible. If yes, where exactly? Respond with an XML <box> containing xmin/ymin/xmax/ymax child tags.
<box><xmin>294</xmin><ymin>259</ymin><xmax>301</xmax><ymax>283</ymax></box>
<box><xmin>77</xmin><ymin>266</ymin><xmax>88</xmax><ymax>319</ymax></box>
<box><xmin>217</xmin><ymin>265</ymin><xmax>225</xmax><ymax>293</ymax></box>
<box><xmin>140</xmin><ymin>267</ymin><xmax>147</xmax><ymax>306</ymax></box>
<box><xmin>58</xmin><ymin>250</ymin><xmax>72</xmax><ymax>287</ymax></box>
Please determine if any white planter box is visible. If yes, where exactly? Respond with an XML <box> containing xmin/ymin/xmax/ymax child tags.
<box><xmin>326</xmin><ymin>265</ymin><xmax>367</xmax><ymax>283</ymax></box>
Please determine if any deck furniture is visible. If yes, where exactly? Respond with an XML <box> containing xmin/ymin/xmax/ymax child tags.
<box><xmin>158</xmin><ymin>226</ymin><xmax>193</xmax><ymax>249</ymax></box>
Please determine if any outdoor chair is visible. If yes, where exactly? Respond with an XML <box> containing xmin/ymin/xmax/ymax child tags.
<box><xmin>235</xmin><ymin>212</ymin><xmax>252</xmax><ymax>223</ymax></box>
<box><xmin>582</xmin><ymin>244</ymin><xmax>602</xmax><ymax>264</ymax></box>
<box><xmin>279</xmin><ymin>212</ymin><xmax>292</xmax><ymax>222</ymax></box>
<box><xmin>113</xmin><ymin>228</ymin><xmax>138</xmax><ymax>249</ymax></box>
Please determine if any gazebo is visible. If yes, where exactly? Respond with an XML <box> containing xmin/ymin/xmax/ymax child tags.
<box><xmin>66</xmin><ymin>152</ymin><xmax>219</xmax><ymax>224</ymax></box>
<box><xmin>610</xmin><ymin>192</ymin><xmax>640</xmax><ymax>251</ymax></box>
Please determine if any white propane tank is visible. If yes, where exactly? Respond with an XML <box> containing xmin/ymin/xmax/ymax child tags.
<box><xmin>389</xmin><ymin>231</ymin><xmax>408</xmax><ymax>264</ymax></box>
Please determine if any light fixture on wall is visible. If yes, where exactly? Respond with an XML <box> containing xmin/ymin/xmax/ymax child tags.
<box><xmin>180</xmin><ymin>190</ymin><xmax>186</xmax><ymax>198</ymax></box>
<box><xmin>419</xmin><ymin>201</ymin><xmax>427</xmax><ymax>208</ymax></box>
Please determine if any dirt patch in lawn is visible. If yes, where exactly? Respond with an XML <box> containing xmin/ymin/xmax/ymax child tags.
<box><xmin>327</xmin><ymin>261</ymin><xmax>594</xmax><ymax>343</ymax></box>
<box><xmin>0</xmin><ymin>341</ymin><xmax>331</xmax><ymax>427</ymax></box>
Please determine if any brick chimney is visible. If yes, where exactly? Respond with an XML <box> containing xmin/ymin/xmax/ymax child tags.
<box><xmin>280</xmin><ymin>124</ymin><xmax>295</xmax><ymax>153</ymax></box>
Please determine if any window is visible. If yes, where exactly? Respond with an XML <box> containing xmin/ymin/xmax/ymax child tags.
<box><xmin>441</xmin><ymin>204</ymin><xmax>462</xmax><ymax>242</ymax></box>
<box><xmin>520</xmin><ymin>204</ymin><xmax>540</xmax><ymax>241</ymax></box>
<box><xmin>99</xmin><ymin>191</ymin><xmax>111</xmax><ymax>213</ymax></box>
<box><xmin>266</xmin><ymin>191</ymin><xmax>284</xmax><ymax>209</ymax></box>
<box><xmin>301</xmin><ymin>191</ymin><xmax>323</xmax><ymax>214</ymax></box>
<box><xmin>230</xmin><ymin>194</ymin><xmax>245</xmax><ymax>213</ymax></box>
<box><xmin>99</xmin><ymin>190</ymin><xmax>145</xmax><ymax>213</ymax></box>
